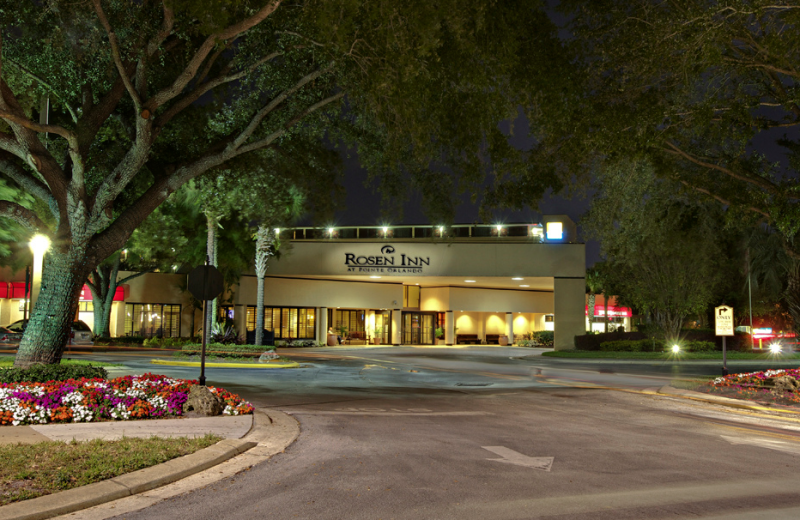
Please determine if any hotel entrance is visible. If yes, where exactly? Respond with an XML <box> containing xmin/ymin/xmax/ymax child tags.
<box><xmin>402</xmin><ymin>312</ymin><xmax>436</xmax><ymax>345</ymax></box>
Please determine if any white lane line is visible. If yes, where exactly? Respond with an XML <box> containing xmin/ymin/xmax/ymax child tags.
<box><xmin>722</xmin><ymin>435</ymin><xmax>800</xmax><ymax>455</ymax></box>
<box><xmin>482</xmin><ymin>445</ymin><xmax>554</xmax><ymax>471</ymax></box>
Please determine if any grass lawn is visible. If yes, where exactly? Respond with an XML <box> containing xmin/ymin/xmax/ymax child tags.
<box><xmin>0</xmin><ymin>357</ymin><xmax>121</xmax><ymax>368</ymax></box>
<box><xmin>0</xmin><ymin>435</ymin><xmax>221</xmax><ymax>504</ymax></box>
<box><xmin>542</xmin><ymin>351</ymin><xmax>800</xmax><ymax>360</ymax></box>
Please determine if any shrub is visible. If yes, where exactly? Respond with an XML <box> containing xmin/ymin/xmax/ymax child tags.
<box><xmin>274</xmin><ymin>340</ymin><xmax>320</xmax><ymax>348</ymax></box>
<box><xmin>210</xmin><ymin>324</ymin><xmax>243</xmax><ymax>345</ymax></box>
<box><xmin>0</xmin><ymin>364</ymin><xmax>107</xmax><ymax>383</ymax></box>
<box><xmin>181</xmin><ymin>343</ymin><xmax>275</xmax><ymax>354</ymax></box>
<box><xmin>575</xmin><ymin>331</ymin><xmax>648</xmax><ymax>350</ymax></box>
<box><xmin>93</xmin><ymin>336</ymin><xmax>145</xmax><ymax>346</ymax></box>
<box><xmin>143</xmin><ymin>337</ymin><xmax>197</xmax><ymax>349</ymax></box>
<box><xmin>681</xmin><ymin>340</ymin><xmax>716</xmax><ymax>352</ymax></box>
<box><xmin>532</xmin><ymin>331</ymin><xmax>554</xmax><ymax>347</ymax></box>
<box><xmin>599</xmin><ymin>340</ymin><xmax>658</xmax><ymax>352</ymax></box>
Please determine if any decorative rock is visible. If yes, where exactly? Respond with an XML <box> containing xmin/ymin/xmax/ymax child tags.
<box><xmin>772</xmin><ymin>376</ymin><xmax>799</xmax><ymax>394</ymax></box>
<box><xmin>182</xmin><ymin>385</ymin><xmax>224</xmax><ymax>416</ymax></box>
<box><xmin>259</xmin><ymin>351</ymin><xmax>279</xmax><ymax>363</ymax></box>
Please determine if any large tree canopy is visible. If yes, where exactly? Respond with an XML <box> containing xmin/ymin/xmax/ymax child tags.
<box><xmin>0</xmin><ymin>0</ymin><xmax>569</xmax><ymax>365</ymax></box>
<box><xmin>560</xmin><ymin>0</ymin><xmax>800</xmax><ymax>331</ymax></box>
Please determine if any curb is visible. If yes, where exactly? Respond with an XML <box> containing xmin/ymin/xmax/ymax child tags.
<box><xmin>655</xmin><ymin>385</ymin><xmax>800</xmax><ymax>418</ymax></box>
<box><xmin>151</xmin><ymin>359</ymin><xmax>300</xmax><ymax>369</ymax></box>
<box><xmin>0</xmin><ymin>409</ymin><xmax>300</xmax><ymax>520</ymax></box>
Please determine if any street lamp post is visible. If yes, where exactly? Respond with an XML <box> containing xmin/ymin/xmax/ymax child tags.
<box><xmin>29</xmin><ymin>234</ymin><xmax>51</xmax><ymax>312</ymax></box>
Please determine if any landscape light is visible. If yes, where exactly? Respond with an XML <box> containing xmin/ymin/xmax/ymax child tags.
<box><xmin>369</xmin><ymin>275</ymin><xmax>381</xmax><ymax>279</ymax></box>
<box><xmin>671</xmin><ymin>344</ymin><xmax>681</xmax><ymax>353</ymax></box>
<box><xmin>274</xmin><ymin>228</ymin><xmax>280</xmax><ymax>235</ymax></box>
<box><xmin>465</xmin><ymin>280</ymin><xmax>476</xmax><ymax>283</ymax></box>
<box><xmin>512</xmin><ymin>277</ymin><xmax>523</xmax><ymax>281</ymax></box>
<box><xmin>29</xmin><ymin>234</ymin><xmax>51</xmax><ymax>255</ymax></box>
<box><xmin>382</xmin><ymin>226</ymin><xmax>388</xmax><ymax>234</ymax></box>
<box><xmin>328</xmin><ymin>227</ymin><xmax>335</xmax><ymax>235</ymax></box>
<box><xmin>519</xmin><ymin>285</ymin><xmax>530</xmax><ymax>288</ymax></box>
<box><xmin>769</xmin><ymin>342</ymin><xmax>782</xmax><ymax>354</ymax></box>
<box><xmin>496</xmin><ymin>225</ymin><xmax>503</xmax><ymax>232</ymax></box>
<box><xmin>439</xmin><ymin>226</ymin><xmax>444</xmax><ymax>233</ymax></box>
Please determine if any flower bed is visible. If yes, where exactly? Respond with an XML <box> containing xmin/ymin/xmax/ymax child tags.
<box><xmin>699</xmin><ymin>368</ymin><xmax>800</xmax><ymax>406</ymax></box>
<box><xmin>0</xmin><ymin>373</ymin><xmax>254</xmax><ymax>426</ymax></box>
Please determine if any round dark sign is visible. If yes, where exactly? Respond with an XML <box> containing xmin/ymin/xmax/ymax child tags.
<box><xmin>187</xmin><ymin>265</ymin><xmax>224</xmax><ymax>301</ymax></box>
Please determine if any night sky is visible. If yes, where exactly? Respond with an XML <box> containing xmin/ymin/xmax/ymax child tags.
<box><xmin>332</xmin><ymin>110</ymin><xmax>602</xmax><ymax>267</ymax></box>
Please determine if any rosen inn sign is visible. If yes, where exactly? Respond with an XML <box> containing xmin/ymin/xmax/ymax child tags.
<box><xmin>266</xmin><ymin>241</ymin><xmax>586</xmax><ymax>279</ymax></box>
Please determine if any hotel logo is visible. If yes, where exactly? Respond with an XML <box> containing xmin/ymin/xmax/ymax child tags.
<box><xmin>344</xmin><ymin>245</ymin><xmax>430</xmax><ymax>274</ymax></box>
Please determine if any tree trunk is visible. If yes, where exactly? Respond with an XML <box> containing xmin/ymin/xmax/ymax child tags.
<box><xmin>587</xmin><ymin>293</ymin><xmax>596</xmax><ymax>332</ymax></box>
<box><xmin>15</xmin><ymin>250</ymin><xmax>91</xmax><ymax>367</ymax></box>
<box><xmin>787</xmin><ymin>260</ymin><xmax>800</xmax><ymax>337</ymax></box>
<box><xmin>254</xmin><ymin>226</ymin><xmax>274</xmax><ymax>346</ymax></box>
<box><xmin>603</xmin><ymin>294</ymin><xmax>609</xmax><ymax>333</ymax></box>
<box><xmin>88</xmin><ymin>253</ymin><xmax>151</xmax><ymax>339</ymax></box>
<box><xmin>204</xmin><ymin>214</ymin><xmax>217</xmax><ymax>337</ymax></box>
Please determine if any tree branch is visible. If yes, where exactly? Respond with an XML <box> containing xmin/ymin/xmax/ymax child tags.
<box><xmin>237</xmin><ymin>91</ymin><xmax>345</xmax><ymax>156</ymax></box>
<box><xmin>231</xmin><ymin>63</ymin><xmax>335</xmax><ymax>150</ymax></box>
<box><xmin>0</xmin><ymin>200</ymin><xmax>47</xmax><ymax>232</ymax></box>
<box><xmin>678</xmin><ymin>179</ymin><xmax>770</xmax><ymax>218</ymax></box>
<box><xmin>155</xmin><ymin>51</ymin><xmax>283</xmax><ymax>130</ymax></box>
<box><xmin>662</xmin><ymin>141</ymin><xmax>782</xmax><ymax>196</ymax></box>
<box><xmin>145</xmin><ymin>0</ymin><xmax>282</xmax><ymax>113</ymax></box>
<box><xmin>0</xmin><ymin>150</ymin><xmax>54</xmax><ymax>207</ymax></box>
<box><xmin>92</xmin><ymin>0</ymin><xmax>142</xmax><ymax>109</ymax></box>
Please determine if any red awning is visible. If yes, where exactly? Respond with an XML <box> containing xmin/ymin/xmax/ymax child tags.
<box><xmin>9</xmin><ymin>282</ymin><xmax>27</xmax><ymax>299</ymax></box>
<box><xmin>78</xmin><ymin>285</ymin><xmax>126</xmax><ymax>302</ymax></box>
<box><xmin>585</xmin><ymin>304</ymin><xmax>632</xmax><ymax>318</ymax></box>
<box><xmin>5</xmin><ymin>282</ymin><xmax>126</xmax><ymax>301</ymax></box>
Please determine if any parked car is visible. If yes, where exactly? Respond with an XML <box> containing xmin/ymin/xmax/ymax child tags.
<box><xmin>0</xmin><ymin>319</ymin><xmax>94</xmax><ymax>345</ymax></box>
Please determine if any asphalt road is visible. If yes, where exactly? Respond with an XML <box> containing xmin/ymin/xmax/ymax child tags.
<box><xmin>44</xmin><ymin>346</ymin><xmax>800</xmax><ymax>519</ymax></box>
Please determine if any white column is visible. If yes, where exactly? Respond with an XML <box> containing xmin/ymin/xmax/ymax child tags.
<box><xmin>319</xmin><ymin>307</ymin><xmax>327</xmax><ymax>344</ymax></box>
<box><xmin>392</xmin><ymin>309</ymin><xmax>402</xmax><ymax>345</ymax></box>
<box><xmin>445</xmin><ymin>310</ymin><xmax>454</xmax><ymax>345</ymax></box>
<box><xmin>554</xmin><ymin>277</ymin><xmax>585</xmax><ymax>351</ymax></box>
<box><xmin>367</xmin><ymin>310</ymin><xmax>376</xmax><ymax>342</ymax></box>
<box><xmin>506</xmin><ymin>312</ymin><xmax>514</xmax><ymax>344</ymax></box>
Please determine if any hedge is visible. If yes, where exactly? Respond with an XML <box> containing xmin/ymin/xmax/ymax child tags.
<box><xmin>0</xmin><ymin>364</ymin><xmax>107</xmax><ymax>383</ymax></box>
<box><xmin>599</xmin><ymin>339</ymin><xmax>717</xmax><ymax>352</ymax></box>
<box><xmin>181</xmin><ymin>343</ymin><xmax>276</xmax><ymax>354</ymax></box>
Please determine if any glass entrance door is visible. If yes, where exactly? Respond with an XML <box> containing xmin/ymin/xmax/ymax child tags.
<box><xmin>402</xmin><ymin>312</ymin><xmax>435</xmax><ymax>345</ymax></box>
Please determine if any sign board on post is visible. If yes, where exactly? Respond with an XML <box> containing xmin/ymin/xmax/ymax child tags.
<box><xmin>187</xmin><ymin>263</ymin><xmax>224</xmax><ymax>387</ymax></box>
<box><xmin>715</xmin><ymin>306</ymin><xmax>734</xmax><ymax>336</ymax></box>
<box><xmin>715</xmin><ymin>305</ymin><xmax>734</xmax><ymax>376</ymax></box>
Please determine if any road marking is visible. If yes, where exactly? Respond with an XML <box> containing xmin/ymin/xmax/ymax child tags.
<box><xmin>482</xmin><ymin>446</ymin><xmax>554</xmax><ymax>471</ymax></box>
<box><xmin>722</xmin><ymin>435</ymin><xmax>800</xmax><ymax>455</ymax></box>
<box><xmin>283</xmin><ymin>409</ymin><xmax>493</xmax><ymax>416</ymax></box>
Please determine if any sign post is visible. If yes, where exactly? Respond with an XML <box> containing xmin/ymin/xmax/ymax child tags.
<box><xmin>187</xmin><ymin>259</ymin><xmax>224</xmax><ymax>386</ymax></box>
<box><xmin>715</xmin><ymin>305</ymin><xmax>734</xmax><ymax>376</ymax></box>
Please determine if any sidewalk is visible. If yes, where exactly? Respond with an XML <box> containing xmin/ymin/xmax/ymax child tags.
<box><xmin>0</xmin><ymin>410</ymin><xmax>300</xmax><ymax>520</ymax></box>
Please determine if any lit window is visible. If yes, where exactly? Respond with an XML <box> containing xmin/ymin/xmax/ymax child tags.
<box><xmin>546</xmin><ymin>222</ymin><xmax>563</xmax><ymax>240</ymax></box>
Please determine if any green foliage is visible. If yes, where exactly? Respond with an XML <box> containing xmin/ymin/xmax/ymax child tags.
<box><xmin>0</xmin><ymin>364</ymin><xmax>107</xmax><ymax>383</ymax></box>
<box><xmin>181</xmin><ymin>343</ymin><xmax>276</xmax><ymax>353</ymax></box>
<box><xmin>142</xmin><ymin>337</ymin><xmax>198</xmax><ymax>348</ymax></box>
<box><xmin>93</xmin><ymin>336</ymin><xmax>145</xmax><ymax>346</ymax></box>
<box><xmin>434</xmin><ymin>327</ymin><xmax>444</xmax><ymax>339</ymax></box>
<box><xmin>599</xmin><ymin>339</ymin><xmax>716</xmax><ymax>352</ymax></box>
<box><xmin>532</xmin><ymin>331</ymin><xmax>554</xmax><ymax>347</ymax></box>
<box><xmin>583</xmin><ymin>160</ymin><xmax>727</xmax><ymax>339</ymax></box>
